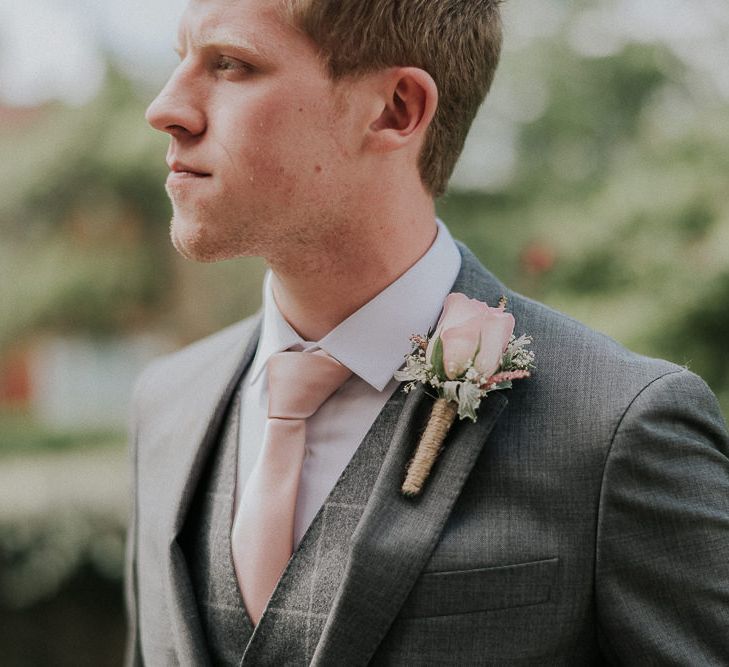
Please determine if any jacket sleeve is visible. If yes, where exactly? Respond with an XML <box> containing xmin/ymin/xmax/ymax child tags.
<box><xmin>595</xmin><ymin>368</ymin><xmax>729</xmax><ymax>664</ymax></box>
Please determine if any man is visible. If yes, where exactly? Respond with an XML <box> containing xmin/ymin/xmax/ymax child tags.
<box><xmin>126</xmin><ymin>0</ymin><xmax>729</xmax><ymax>664</ymax></box>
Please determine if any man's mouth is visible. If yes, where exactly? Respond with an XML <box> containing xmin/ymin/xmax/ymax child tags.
<box><xmin>167</xmin><ymin>160</ymin><xmax>212</xmax><ymax>178</ymax></box>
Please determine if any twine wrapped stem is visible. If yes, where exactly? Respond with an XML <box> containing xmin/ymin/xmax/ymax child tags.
<box><xmin>401</xmin><ymin>398</ymin><xmax>458</xmax><ymax>497</ymax></box>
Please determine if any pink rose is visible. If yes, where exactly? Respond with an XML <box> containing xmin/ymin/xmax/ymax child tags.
<box><xmin>427</xmin><ymin>293</ymin><xmax>515</xmax><ymax>380</ymax></box>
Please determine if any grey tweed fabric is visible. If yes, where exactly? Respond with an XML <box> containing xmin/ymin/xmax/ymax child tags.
<box><xmin>181</xmin><ymin>389</ymin><xmax>252</xmax><ymax>665</ymax></box>
<box><xmin>126</xmin><ymin>243</ymin><xmax>729</xmax><ymax>666</ymax></box>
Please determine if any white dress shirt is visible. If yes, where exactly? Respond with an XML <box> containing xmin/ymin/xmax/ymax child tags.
<box><xmin>235</xmin><ymin>219</ymin><xmax>462</xmax><ymax>548</ymax></box>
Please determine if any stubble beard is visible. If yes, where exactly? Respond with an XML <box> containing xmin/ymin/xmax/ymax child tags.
<box><xmin>168</xmin><ymin>194</ymin><xmax>262</xmax><ymax>263</ymax></box>
<box><xmin>166</xmin><ymin>183</ymin><xmax>351</xmax><ymax>270</ymax></box>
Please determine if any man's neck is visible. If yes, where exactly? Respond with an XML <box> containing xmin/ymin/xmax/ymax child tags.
<box><xmin>268</xmin><ymin>203</ymin><xmax>438</xmax><ymax>342</ymax></box>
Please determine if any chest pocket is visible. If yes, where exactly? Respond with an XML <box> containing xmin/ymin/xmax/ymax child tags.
<box><xmin>399</xmin><ymin>557</ymin><xmax>558</xmax><ymax>618</ymax></box>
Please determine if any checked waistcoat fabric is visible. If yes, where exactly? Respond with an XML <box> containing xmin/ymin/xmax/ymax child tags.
<box><xmin>182</xmin><ymin>389</ymin><xmax>253</xmax><ymax>665</ymax></box>
<box><xmin>181</xmin><ymin>375</ymin><xmax>409</xmax><ymax>666</ymax></box>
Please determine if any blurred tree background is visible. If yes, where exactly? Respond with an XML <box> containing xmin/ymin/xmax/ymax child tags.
<box><xmin>1</xmin><ymin>0</ymin><xmax>727</xmax><ymax>664</ymax></box>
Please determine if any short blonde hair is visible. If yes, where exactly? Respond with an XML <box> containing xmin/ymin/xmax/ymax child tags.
<box><xmin>285</xmin><ymin>0</ymin><xmax>504</xmax><ymax>197</ymax></box>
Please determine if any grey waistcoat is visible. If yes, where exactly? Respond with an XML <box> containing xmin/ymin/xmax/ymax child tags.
<box><xmin>181</xmin><ymin>382</ymin><xmax>409</xmax><ymax>666</ymax></box>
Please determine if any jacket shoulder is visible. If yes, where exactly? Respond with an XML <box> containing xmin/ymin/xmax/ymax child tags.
<box><xmin>512</xmin><ymin>292</ymin><xmax>677</xmax><ymax>374</ymax></box>
<box><xmin>507</xmin><ymin>290</ymin><xmax>684</xmax><ymax>405</ymax></box>
<box><xmin>455</xmin><ymin>242</ymin><xmax>692</xmax><ymax>430</ymax></box>
<box><xmin>132</xmin><ymin>313</ymin><xmax>261</xmax><ymax>407</ymax></box>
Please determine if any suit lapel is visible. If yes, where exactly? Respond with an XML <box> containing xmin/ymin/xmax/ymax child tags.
<box><xmin>166</xmin><ymin>318</ymin><xmax>262</xmax><ymax>539</ymax></box>
<box><xmin>313</xmin><ymin>245</ymin><xmax>511</xmax><ymax>666</ymax></box>
<box><xmin>158</xmin><ymin>317</ymin><xmax>261</xmax><ymax>663</ymax></box>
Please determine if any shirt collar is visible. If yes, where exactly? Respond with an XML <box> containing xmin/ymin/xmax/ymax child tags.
<box><xmin>248</xmin><ymin>219</ymin><xmax>462</xmax><ymax>392</ymax></box>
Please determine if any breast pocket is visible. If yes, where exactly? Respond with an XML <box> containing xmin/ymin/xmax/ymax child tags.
<box><xmin>398</xmin><ymin>557</ymin><xmax>559</xmax><ymax>618</ymax></box>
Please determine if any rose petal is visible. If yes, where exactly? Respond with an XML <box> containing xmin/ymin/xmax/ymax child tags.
<box><xmin>440</xmin><ymin>293</ymin><xmax>488</xmax><ymax>328</ymax></box>
<box><xmin>440</xmin><ymin>315</ymin><xmax>482</xmax><ymax>379</ymax></box>
<box><xmin>474</xmin><ymin>311</ymin><xmax>515</xmax><ymax>376</ymax></box>
<box><xmin>428</xmin><ymin>293</ymin><xmax>487</xmax><ymax>363</ymax></box>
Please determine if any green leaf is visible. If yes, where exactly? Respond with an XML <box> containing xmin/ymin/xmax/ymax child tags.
<box><xmin>431</xmin><ymin>335</ymin><xmax>447</xmax><ymax>380</ymax></box>
<box><xmin>442</xmin><ymin>380</ymin><xmax>459</xmax><ymax>403</ymax></box>
<box><xmin>457</xmin><ymin>382</ymin><xmax>482</xmax><ymax>421</ymax></box>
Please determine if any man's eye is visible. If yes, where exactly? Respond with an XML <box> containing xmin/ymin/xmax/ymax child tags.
<box><xmin>215</xmin><ymin>56</ymin><xmax>250</xmax><ymax>73</ymax></box>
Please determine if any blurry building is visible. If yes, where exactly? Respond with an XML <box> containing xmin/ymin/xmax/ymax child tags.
<box><xmin>0</xmin><ymin>334</ymin><xmax>172</xmax><ymax>431</ymax></box>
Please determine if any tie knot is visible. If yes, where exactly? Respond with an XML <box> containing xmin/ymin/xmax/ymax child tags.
<box><xmin>267</xmin><ymin>350</ymin><xmax>352</xmax><ymax>420</ymax></box>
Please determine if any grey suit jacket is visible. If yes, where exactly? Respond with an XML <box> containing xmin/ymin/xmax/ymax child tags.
<box><xmin>126</xmin><ymin>243</ymin><xmax>729</xmax><ymax>665</ymax></box>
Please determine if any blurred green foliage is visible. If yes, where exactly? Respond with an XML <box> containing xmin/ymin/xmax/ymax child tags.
<box><xmin>0</xmin><ymin>70</ymin><xmax>171</xmax><ymax>234</ymax></box>
<box><xmin>0</xmin><ymin>70</ymin><xmax>172</xmax><ymax>349</ymax></box>
<box><xmin>0</xmin><ymin>410</ymin><xmax>121</xmax><ymax>458</ymax></box>
<box><xmin>0</xmin><ymin>237</ymin><xmax>161</xmax><ymax>344</ymax></box>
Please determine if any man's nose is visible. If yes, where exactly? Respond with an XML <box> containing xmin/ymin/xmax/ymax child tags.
<box><xmin>145</xmin><ymin>69</ymin><xmax>206</xmax><ymax>138</ymax></box>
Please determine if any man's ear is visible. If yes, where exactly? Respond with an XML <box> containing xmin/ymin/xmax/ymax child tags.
<box><xmin>366</xmin><ymin>67</ymin><xmax>438</xmax><ymax>154</ymax></box>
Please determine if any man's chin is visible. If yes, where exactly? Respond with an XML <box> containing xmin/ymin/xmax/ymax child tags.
<box><xmin>169</xmin><ymin>215</ymin><xmax>253</xmax><ymax>263</ymax></box>
<box><xmin>170</xmin><ymin>218</ymin><xmax>224</xmax><ymax>263</ymax></box>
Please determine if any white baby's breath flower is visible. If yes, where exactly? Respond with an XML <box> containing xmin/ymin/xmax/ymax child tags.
<box><xmin>395</xmin><ymin>350</ymin><xmax>433</xmax><ymax>383</ymax></box>
<box><xmin>510</xmin><ymin>334</ymin><xmax>533</xmax><ymax>350</ymax></box>
<box><xmin>394</xmin><ymin>368</ymin><xmax>414</xmax><ymax>382</ymax></box>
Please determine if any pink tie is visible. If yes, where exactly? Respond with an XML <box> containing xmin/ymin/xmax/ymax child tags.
<box><xmin>231</xmin><ymin>350</ymin><xmax>352</xmax><ymax>625</ymax></box>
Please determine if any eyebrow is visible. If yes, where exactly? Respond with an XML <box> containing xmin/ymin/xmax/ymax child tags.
<box><xmin>176</xmin><ymin>28</ymin><xmax>268</xmax><ymax>61</ymax></box>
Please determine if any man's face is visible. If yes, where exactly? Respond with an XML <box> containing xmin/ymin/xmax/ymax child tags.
<box><xmin>146</xmin><ymin>0</ymin><xmax>360</xmax><ymax>262</ymax></box>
